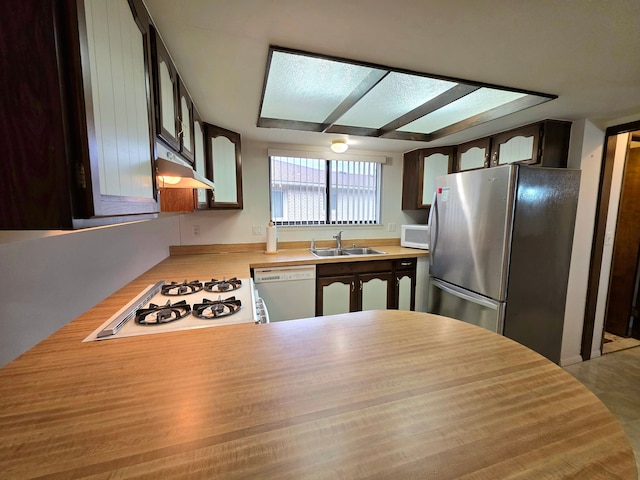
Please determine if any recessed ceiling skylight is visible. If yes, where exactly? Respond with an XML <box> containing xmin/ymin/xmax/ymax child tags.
<box><xmin>258</xmin><ymin>47</ymin><xmax>556</xmax><ymax>143</ymax></box>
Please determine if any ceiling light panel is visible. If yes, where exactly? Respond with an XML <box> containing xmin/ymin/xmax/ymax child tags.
<box><xmin>258</xmin><ymin>47</ymin><xmax>556</xmax><ymax>142</ymax></box>
<box><xmin>336</xmin><ymin>72</ymin><xmax>458</xmax><ymax>129</ymax></box>
<box><xmin>398</xmin><ymin>88</ymin><xmax>528</xmax><ymax>134</ymax></box>
<box><xmin>261</xmin><ymin>51</ymin><xmax>382</xmax><ymax>123</ymax></box>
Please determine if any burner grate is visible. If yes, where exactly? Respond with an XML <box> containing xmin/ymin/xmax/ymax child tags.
<box><xmin>161</xmin><ymin>280</ymin><xmax>203</xmax><ymax>296</ymax></box>
<box><xmin>193</xmin><ymin>297</ymin><xmax>242</xmax><ymax>319</ymax></box>
<box><xmin>135</xmin><ymin>300</ymin><xmax>191</xmax><ymax>325</ymax></box>
<box><xmin>204</xmin><ymin>277</ymin><xmax>242</xmax><ymax>293</ymax></box>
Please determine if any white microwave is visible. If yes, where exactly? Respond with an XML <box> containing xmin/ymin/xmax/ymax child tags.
<box><xmin>401</xmin><ymin>224</ymin><xmax>430</xmax><ymax>250</ymax></box>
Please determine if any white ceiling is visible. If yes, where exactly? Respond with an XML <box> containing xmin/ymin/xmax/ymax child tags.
<box><xmin>144</xmin><ymin>0</ymin><xmax>640</xmax><ymax>153</ymax></box>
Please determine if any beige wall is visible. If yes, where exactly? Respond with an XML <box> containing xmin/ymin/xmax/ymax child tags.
<box><xmin>4</xmin><ymin>117</ymin><xmax>639</xmax><ymax>368</ymax></box>
<box><xmin>174</xmin><ymin>140</ymin><xmax>428</xmax><ymax>247</ymax></box>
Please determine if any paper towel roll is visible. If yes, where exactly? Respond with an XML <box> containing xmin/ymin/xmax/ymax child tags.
<box><xmin>266</xmin><ymin>222</ymin><xmax>277</xmax><ymax>254</ymax></box>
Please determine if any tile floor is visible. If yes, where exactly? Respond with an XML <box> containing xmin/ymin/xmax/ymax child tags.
<box><xmin>564</xmin><ymin>346</ymin><xmax>640</xmax><ymax>477</ymax></box>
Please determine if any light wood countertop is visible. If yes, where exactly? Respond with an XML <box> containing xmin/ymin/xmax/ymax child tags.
<box><xmin>0</xmin><ymin>247</ymin><xmax>636</xmax><ymax>478</ymax></box>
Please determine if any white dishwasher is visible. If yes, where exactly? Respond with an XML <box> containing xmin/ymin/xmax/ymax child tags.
<box><xmin>253</xmin><ymin>265</ymin><xmax>316</xmax><ymax>322</ymax></box>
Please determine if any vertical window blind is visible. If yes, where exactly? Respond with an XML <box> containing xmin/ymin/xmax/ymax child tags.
<box><xmin>269</xmin><ymin>155</ymin><xmax>381</xmax><ymax>225</ymax></box>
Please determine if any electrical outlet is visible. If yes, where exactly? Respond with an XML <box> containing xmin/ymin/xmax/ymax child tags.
<box><xmin>192</xmin><ymin>225</ymin><xmax>200</xmax><ymax>237</ymax></box>
<box><xmin>252</xmin><ymin>225</ymin><xmax>264</xmax><ymax>235</ymax></box>
<box><xmin>388</xmin><ymin>223</ymin><xmax>396</xmax><ymax>232</ymax></box>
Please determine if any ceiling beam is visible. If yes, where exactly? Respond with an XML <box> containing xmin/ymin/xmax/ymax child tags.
<box><xmin>428</xmin><ymin>94</ymin><xmax>553</xmax><ymax>141</ymax></box>
<box><xmin>378</xmin><ymin>84</ymin><xmax>479</xmax><ymax>137</ymax></box>
<box><xmin>320</xmin><ymin>70</ymin><xmax>389</xmax><ymax>132</ymax></box>
<box><xmin>256</xmin><ymin>118</ymin><xmax>325</xmax><ymax>132</ymax></box>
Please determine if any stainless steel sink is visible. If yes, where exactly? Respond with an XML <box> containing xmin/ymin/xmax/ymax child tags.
<box><xmin>309</xmin><ymin>247</ymin><xmax>385</xmax><ymax>258</ymax></box>
<box><xmin>309</xmin><ymin>248</ymin><xmax>349</xmax><ymax>257</ymax></box>
<box><xmin>342</xmin><ymin>247</ymin><xmax>385</xmax><ymax>255</ymax></box>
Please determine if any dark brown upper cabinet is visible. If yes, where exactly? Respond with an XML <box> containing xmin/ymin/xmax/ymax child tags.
<box><xmin>456</xmin><ymin>138</ymin><xmax>490</xmax><ymax>171</ymax></box>
<box><xmin>192</xmin><ymin>106</ymin><xmax>209</xmax><ymax>209</ymax></box>
<box><xmin>177</xmin><ymin>77</ymin><xmax>195</xmax><ymax>163</ymax></box>
<box><xmin>151</xmin><ymin>27</ymin><xmax>180</xmax><ymax>152</ymax></box>
<box><xmin>152</xmin><ymin>28</ymin><xmax>198</xmax><ymax>165</ymax></box>
<box><xmin>0</xmin><ymin>0</ymin><xmax>159</xmax><ymax>229</ymax></box>
<box><xmin>157</xmin><ymin>119</ymin><xmax>243</xmax><ymax>213</ymax></box>
<box><xmin>205</xmin><ymin>123</ymin><xmax>243</xmax><ymax>209</ymax></box>
<box><xmin>402</xmin><ymin>147</ymin><xmax>454</xmax><ymax>209</ymax></box>
<box><xmin>490</xmin><ymin>120</ymin><xmax>571</xmax><ymax>168</ymax></box>
<box><xmin>402</xmin><ymin>119</ymin><xmax>572</xmax><ymax>211</ymax></box>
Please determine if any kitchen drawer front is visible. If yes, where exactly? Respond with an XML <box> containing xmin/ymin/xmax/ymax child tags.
<box><xmin>317</xmin><ymin>260</ymin><xmax>394</xmax><ymax>277</ymax></box>
<box><xmin>394</xmin><ymin>258</ymin><xmax>417</xmax><ymax>271</ymax></box>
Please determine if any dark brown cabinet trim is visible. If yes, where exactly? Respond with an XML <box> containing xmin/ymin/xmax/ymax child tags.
<box><xmin>204</xmin><ymin>123</ymin><xmax>244</xmax><ymax>209</ymax></box>
<box><xmin>151</xmin><ymin>26</ymin><xmax>180</xmax><ymax>152</ymax></box>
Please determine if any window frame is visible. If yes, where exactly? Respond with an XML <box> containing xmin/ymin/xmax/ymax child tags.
<box><xmin>268</xmin><ymin>154</ymin><xmax>382</xmax><ymax>226</ymax></box>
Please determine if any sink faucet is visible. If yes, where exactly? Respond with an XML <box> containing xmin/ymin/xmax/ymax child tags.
<box><xmin>333</xmin><ymin>230</ymin><xmax>343</xmax><ymax>250</ymax></box>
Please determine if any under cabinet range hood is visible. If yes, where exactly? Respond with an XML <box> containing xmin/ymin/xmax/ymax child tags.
<box><xmin>155</xmin><ymin>142</ymin><xmax>214</xmax><ymax>190</ymax></box>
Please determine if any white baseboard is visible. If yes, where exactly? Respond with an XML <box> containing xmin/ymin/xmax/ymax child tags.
<box><xmin>560</xmin><ymin>354</ymin><xmax>584</xmax><ymax>366</ymax></box>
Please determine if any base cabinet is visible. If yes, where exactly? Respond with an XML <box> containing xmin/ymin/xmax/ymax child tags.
<box><xmin>316</xmin><ymin>258</ymin><xmax>417</xmax><ymax>316</ymax></box>
<box><xmin>395</xmin><ymin>258</ymin><xmax>417</xmax><ymax>311</ymax></box>
<box><xmin>317</xmin><ymin>276</ymin><xmax>355</xmax><ymax>315</ymax></box>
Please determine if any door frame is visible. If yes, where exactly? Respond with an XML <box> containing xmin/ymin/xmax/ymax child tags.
<box><xmin>581</xmin><ymin>120</ymin><xmax>640</xmax><ymax>360</ymax></box>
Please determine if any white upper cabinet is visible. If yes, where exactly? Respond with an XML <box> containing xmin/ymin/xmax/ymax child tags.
<box><xmin>83</xmin><ymin>0</ymin><xmax>154</xmax><ymax>201</ymax></box>
<box><xmin>205</xmin><ymin>123</ymin><xmax>243</xmax><ymax>209</ymax></box>
<box><xmin>402</xmin><ymin>147</ymin><xmax>453</xmax><ymax>209</ymax></box>
<box><xmin>421</xmin><ymin>152</ymin><xmax>450</xmax><ymax>205</ymax></box>
<box><xmin>456</xmin><ymin>138</ymin><xmax>490</xmax><ymax>172</ymax></box>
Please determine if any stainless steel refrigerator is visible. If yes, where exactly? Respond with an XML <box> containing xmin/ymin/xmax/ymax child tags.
<box><xmin>427</xmin><ymin>164</ymin><xmax>580</xmax><ymax>364</ymax></box>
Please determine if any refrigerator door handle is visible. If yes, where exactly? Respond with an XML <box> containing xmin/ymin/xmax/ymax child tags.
<box><xmin>430</xmin><ymin>278</ymin><xmax>499</xmax><ymax>310</ymax></box>
<box><xmin>428</xmin><ymin>191</ymin><xmax>438</xmax><ymax>267</ymax></box>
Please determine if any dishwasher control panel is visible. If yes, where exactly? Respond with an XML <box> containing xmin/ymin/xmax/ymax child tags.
<box><xmin>253</xmin><ymin>266</ymin><xmax>316</xmax><ymax>283</ymax></box>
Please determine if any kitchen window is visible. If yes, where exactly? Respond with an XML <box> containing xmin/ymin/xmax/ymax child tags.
<box><xmin>268</xmin><ymin>151</ymin><xmax>383</xmax><ymax>225</ymax></box>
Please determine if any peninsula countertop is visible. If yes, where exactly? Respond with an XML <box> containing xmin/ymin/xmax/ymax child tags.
<box><xmin>0</xmin><ymin>247</ymin><xmax>636</xmax><ymax>478</ymax></box>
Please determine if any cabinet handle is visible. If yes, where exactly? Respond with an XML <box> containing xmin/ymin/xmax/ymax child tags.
<box><xmin>359</xmin><ymin>280</ymin><xmax>363</xmax><ymax>291</ymax></box>
<box><xmin>396</xmin><ymin>277</ymin><xmax>400</xmax><ymax>286</ymax></box>
<box><xmin>401</xmin><ymin>262</ymin><xmax>412</xmax><ymax>266</ymax></box>
<box><xmin>351</xmin><ymin>281</ymin><xmax>355</xmax><ymax>293</ymax></box>
<box><xmin>177</xmin><ymin>120</ymin><xmax>184</xmax><ymax>138</ymax></box>
<box><xmin>491</xmin><ymin>151</ymin><xmax>498</xmax><ymax>166</ymax></box>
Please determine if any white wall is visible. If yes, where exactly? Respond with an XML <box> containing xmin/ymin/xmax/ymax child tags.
<box><xmin>0</xmin><ymin>216</ymin><xmax>179</xmax><ymax>367</ymax></box>
<box><xmin>561</xmin><ymin>119</ymin><xmax>605</xmax><ymax>365</ymax></box>
<box><xmin>176</xmin><ymin>139</ymin><xmax>428</xmax><ymax>247</ymax></box>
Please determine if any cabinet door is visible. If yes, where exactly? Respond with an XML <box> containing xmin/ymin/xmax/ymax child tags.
<box><xmin>193</xmin><ymin>108</ymin><xmax>209</xmax><ymax>209</ymax></box>
<box><xmin>403</xmin><ymin>147</ymin><xmax>453</xmax><ymax>210</ymax></box>
<box><xmin>205</xmin><ymin>123</ymin><xmax>243</xmax><ymax>209</ymax></box>
<box><xmin>177</xmin><ymin>77</ymin><xmax>194</xmax><ymax>163</ymax></box>
<box><xmin>396</xmin><ymin>271</ymin><xmax>416</xmax><ymax>310</ymax></box>
<box><xmin>360</xmin><ymin>273</ymin><xmax>394</xmax><ymax>311</ymax></box>
<box><xmin>1</xmin><ymin>0</ymin><xmax>158</xmax><ymax>229</ymax></box>
<box><xmin>317</xmin><ymin>276</ymin><xmax>355</xmax><ymax>316</ymax></box>
<box><xmin>420</xmin><ymin>148</ymin><xmax>453</xmax><ymax>207</ymax></box>
<box><xmin>490</xmin><ymin>124</ymin><xmax>540</xmax><ymax>166</ymax></box>
<box><xmin>152</xmin><ymin>29</ymin><xmax>179</xmax><ymax>151</ymax></box>
<box><xmin>80</xmin><ymin>0</ymin><xmax>158</xmax><ymax>220</ymax></box>
<box><xmin>457</xmin><ymin>138</ymin><xmax>490</xmax><ymax>171</ymax></box>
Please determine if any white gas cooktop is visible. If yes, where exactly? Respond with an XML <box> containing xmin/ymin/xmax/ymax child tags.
<box><xmin>83</xmin><ymin>278</ymin><xmax>258</xmax><ymax>342</ymax></box>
